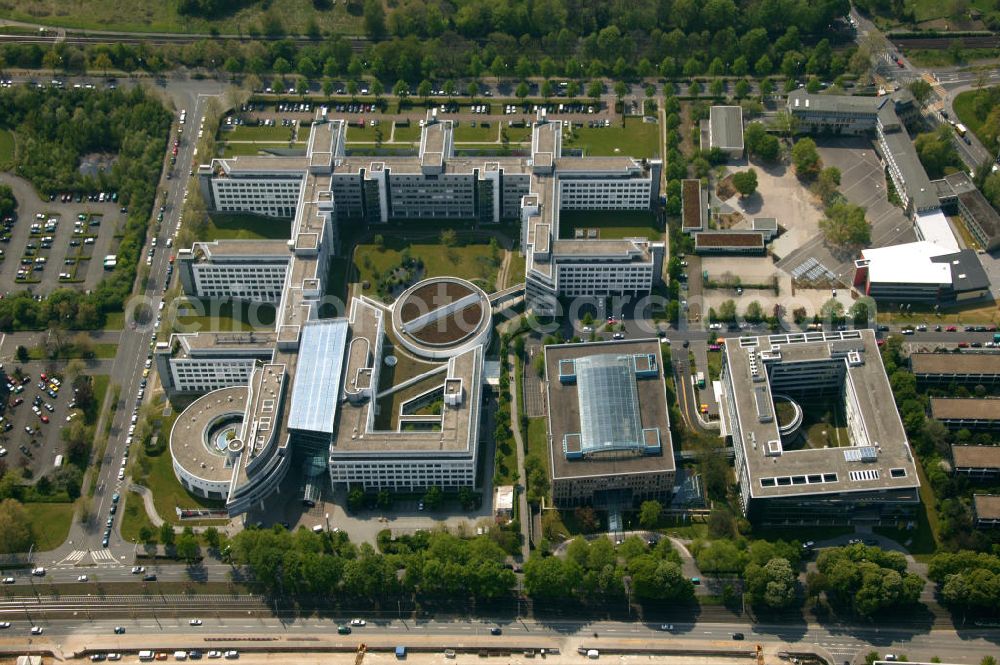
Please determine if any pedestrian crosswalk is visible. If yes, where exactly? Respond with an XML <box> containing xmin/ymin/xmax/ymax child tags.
<box><xmin>91</xmin><ymin>549</ymin><xmax>118</xmax><ymax>564</ymax></box>
<box><xmin>57</xmin><ymin>550</ymin><xmax>88</xmax><ymax>565</ymax></box>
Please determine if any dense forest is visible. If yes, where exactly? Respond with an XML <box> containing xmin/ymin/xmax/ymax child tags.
<box><xmin>0</xmin><ymin>86</ymin><xmax>171</xmax><ymax>330</ymax></box>
<box><xmin>0</xmin><ymin>0</ymin><xmax>854</xmax><ymax>85</ymax></box>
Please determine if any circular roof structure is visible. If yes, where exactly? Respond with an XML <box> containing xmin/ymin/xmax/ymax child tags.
<box><xmin>170</xmin><ymin>386</ymin><xmax>248</xmax><ymax>485</ymax></box>
<box><xmin>391</xmin><ymin>277</ymin><xmax>492</xmax><ymax>359</ymax></box>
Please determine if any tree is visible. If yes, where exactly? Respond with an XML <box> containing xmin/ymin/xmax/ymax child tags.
<box><xmin>745</xmin><ymin>301</ymin><xmax>764</xmax><ymax>323</ymax></box>
<box><xmin>638</xmin><ymin>500</ymin><xmax>662</xmax><ymax>529</ymax></box>
<box><xmin>909</xmin><ymin>79</ymin><xmax>932</xmax><ymax>106</ymax></box>
<box><xmin>613</xmin><ymin>80</ymin><xmax>628</xmax><ymax>105</ymax></box>
<box><xmin>732</xmin><ymin>169</ymin><xmax>758</xmax><ymax>197</ymax></box>
<box><xmin>93</xmin><ymin>52</ymin><xmax>113</xmax><ymax>77</ymax></box>
<box><xmin>440</xmin><ymin>228</ymin><xmax>457</xmax><ymax>247</ymax></box>
<box><xmin>15</xmin><ymin>346</ymin><xmax>28</xmax><ymax>363</ymax></box>
<box><xmin>574</xmin><ymin>506</ymin><xmax>600</xmax><ymax>533</ymax></box>
<box><xmin>718</xmin><ymin>299</ymin><xmax>737</xmax><ymax>322</ymax></box>
<box><xmin>0</xmin><ymin>499</ymin><xmax>31</xmax><ymax>554</ymax></box>
<box><xmin>744</xmin><ymin>122</ymin><xmax>780</xmax><ymax>162</ymax></box>
<box><xmin>814</xmin><ymin>166</ymin><xmax>842</xmax><ymax>205</ymax></box>
<box><xmin>820</xmin><ymin>201</ymin><xmax>870</xmax><ymax>248</ymax></box>
<box><xmin>467</xmin><ymin>81</ymin><xmax>478</xmax><ymax>99</ymax></box>
<box><xmin>791</xmin><ymin>137</ymin><xmax>822</xmax><ymax>179</ymax></box>
<box><xmin>203</xmin><ymin>526</ymin><xmax>221</xmax><ymax>550</ymax></box>
<box><xmin>915</xmin><ymin>125</ymin><xmax>961</xmax><ymax>180</ymax></box>
<box><xmin>363</xmin><ymin>0</ymin><xmax>386</xmax><ymax>40</ymax></box>
<box><xmin>348</xmin><ymin>487</ymin><xmax>364</xmax><ymax>511</ymax></box>
<box><xmin>371</xmin><ymin>79</ymin><xmax>384</xmax><ymax>102</ymax></box>
<box><xmin>515</xmin><ymin>82</ymin><xmax>530</xmax><ymax>101</ymax></box>
<box><xmin>587</xmin><ymin>81</ymin><xmax>603</xmax><ymax>103</ymax></box>
<box><xmin>524</xmin><ymin>553</ymin><xmax>582</xmax><ymax>599</ymax></box>
<box><xmin>745</xmin><ymin>557</ymin><xmax>798</xmax><ymax>608</ymax></box>
<box><xmin>540</xmin><ymin>79</ymin><xmax>554</xmax><ymax>100</ymax></box>
<box><xmin>392</xmin><ymin>80</ymin><xmax>409</xmax><ymax>102</ymax></box>
<box><xmin>418</xmin><ymin>79</ymin><xmax>432</xmax><ymax>102</ymax></box>
<box><xmin>176</xmin><ymin>531</ymin><xmax>201</xmax><ymax>562</ymax></box>
<box><xmin>423</xmin><ymin>485</ymin><xmax>443</xmax><ymax>510</ymax></box>
<box><xmin>159</xmin><ymin>522</ymin><xmax>175</xmax><ymax>547</ymax></box>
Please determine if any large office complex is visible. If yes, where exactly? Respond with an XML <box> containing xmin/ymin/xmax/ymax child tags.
<box><xmin>787</xmin><ymin>90</ymin><xmax>993</xmax><ymax>304</ymax></box>
<box><xmin>541</xmin><ymin>339</ymin><xmax>675</xmax><ymax>507</ymax></box>
<box><xmin>162</xmin><ymin>109</ymin><xmax>665</xmax><ymax>516</ymax></box>
<box><xmin>718</xmin><ymin>329</ymin><xmax>920</xmax><ymax>524</ymax></box>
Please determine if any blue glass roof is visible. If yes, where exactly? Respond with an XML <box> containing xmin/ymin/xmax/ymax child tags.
<box><xmin>575</xmin><ymin>354</ymin><xmax>643</xmax><ymax>455</ymax></box>
<box><xmin>288</xmin><ymin>319</ymin><xmax>349</xmax><ymax>434</ymax></box>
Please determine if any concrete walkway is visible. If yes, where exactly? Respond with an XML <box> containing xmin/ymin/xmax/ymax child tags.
<box><xmin>129</xmin><ymin>482</ymin><xmax>165</xmax><ymax>527</ymax></box>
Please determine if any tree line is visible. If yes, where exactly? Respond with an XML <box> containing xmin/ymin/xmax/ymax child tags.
<box><xmin>0</xmin><ymin>85</ymin><xmax>171</xmax><ymax>331</ymax></box>
<box><xmin>0</xmin><ymin>0</ymin><xmax>854</xmax><ymax>89</ymax></box>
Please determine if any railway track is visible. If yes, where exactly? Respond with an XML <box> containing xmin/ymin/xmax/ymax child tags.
<box><xmin>0</xmin><ymin>594</ymin><xmax>270</xmax><ymax>617</ymax></box>
<box><xmin>891</xmin><ymin>34</ymin><xmax>1000</xmax><ymax>50</ymax></box>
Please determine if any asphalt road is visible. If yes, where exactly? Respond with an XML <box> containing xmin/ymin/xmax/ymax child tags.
<box><xmin>47</xmin><ymin>76</ymin><xmax>228</xmax><ymax>564</ymax></box>
<box><xmin>5</xmin><ymin>613</ymin><xmax>1000</xmax><ymax>665</ymax></box>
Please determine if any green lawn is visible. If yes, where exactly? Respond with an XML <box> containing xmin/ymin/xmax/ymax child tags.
<box><xmin>347</xmin><ymin>124</ymin><xmax>389</xmax><ymax>144</ymax></box>
<box><xmin>506</xmin><ymin>251</ymin><xmax>527</xmax><ymax>289</ymax></box>
<box><xmin>119</xmin><ymin>490</ymin><xmax>157</xmax><ymax>543</ymax></box>
<box><xmin>706</xmin><ymin>350</ymin><xmax>722</xmax><ymax>382</ymax></box>
<box><xmin>558</xmin><ymin>210</ymin><xmax>663</xmax><ymax>241</ymax></box>
<box><xmin>168</xmin><ymin>298</ymin><xmax>276</xmax><ymax>333</ymax></box>
<box><xmin>217</xmin><ymin>142</ymin><xmax>304</xmax><ymax>157</ymax></box>
<box><xmin>503</xmin><ymin>125</ymin><xmax>533</xmax><ymax>143</ymax></box>
<box><xmin>102</xmin><ymin>311</ymin><xmax>125</xmax><ymax>330</ymax></box>
<box><xmin>29</xmin><ymin>343</ymin><xmax>117</xmax><ymax>360</ymax></box>
<box><xmin>454</xmin><ymin>123</ymin><xmax>499</xmax><ymax>142</ymax></box>
<box><xmin>526</xmin><ymin>417</ymin><xmax>550</xmax><ymax>502</ymax></box>
<box><xmin>353</xmin><ymin>234</ymin><xmax>504</xmax><ymax>296</ymax></box>
<box><xmin>223</xmin><ymin>124</ymin><xmax>298</xmax><ymax>142</ymax></box>
<box><xmin>563</xmin><ymin>117</ymin><xmax>660</xmax><ymax>158</ymax></box>
<box><xmin>198</xmin><ymin>213</ymin><xmax>292</xmax><ymax>241</ymax></box>
<box><xmin>0</xmin><ymin>0</ymin><xmax>363</xmax><ymax>34</ymax></box>
<box><xmin>905</xmin><ymin>0</ymin><xmax>999</xmax><ymax>22</ymax></box>
<box><xmin>89</xmin><ymin>374</ymin><xmax>110</xmax><ymax>426</ymax></box>
<box><xmin>24</xmin><ymin>502</ymin><xmax>74</xmax><ymax>551</ymax></box>
<box><xmin>393</xmin><ymin>123</ymin><xmax>422</xmax><ymax>142</ymax></box>
<box><xmin>140</xmin><ymin>446</ymin><xmax>227</xmax><ymax>525</ymax></box>
<box><xmin>0</xmin><ymin>128</ymin><xmax>14</xmax><ymax>168</ymax></box>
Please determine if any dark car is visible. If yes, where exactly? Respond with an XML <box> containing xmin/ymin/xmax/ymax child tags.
<box><xmin>142</xmin><ymin>574</ymin><xmax>157</xmax><ymax>582</ymax></box>
<box><xmin>490</xmin><ymin>628</ymin><xmax>502</xmax><ymax>636</ymax></box>
<box><xmin>732</xmin><ymin>633</ymin><xmax>745</xmax><ymax>640</ymax></box>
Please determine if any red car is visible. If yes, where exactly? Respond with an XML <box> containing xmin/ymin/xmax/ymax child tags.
<box><xmin>39</xmin><ymin>415</ymin><xmax>49</xmax><ymax>424</ymax></box>
<box><xmin>39</xmin><ymin>373</ymin><xmax>46</xmax><ymax>381</ymax></box>
<box><xmin>946</xmin><ymin>326</ymin><xmax>957</xmax><ymax>332</ymax></box>
<box><xmin>958</xmin><ymin>342</ymin><xmax>970</xmax><ymax>348</ymax></box>
<box><xmin>11</xmin><ymin>398</ymin><xmax>23</xmax><ymax>407</ymax></box>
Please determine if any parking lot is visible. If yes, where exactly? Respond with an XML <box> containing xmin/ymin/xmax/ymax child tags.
<box><xmin>0</xmin><ymin>360</ymin><xmax>82</xmax><ymax>477</ymax></box>
<box><xmin>0</xmin><ymin>173</ymin><xmax>124</xmax><ymax>295</ymax></box>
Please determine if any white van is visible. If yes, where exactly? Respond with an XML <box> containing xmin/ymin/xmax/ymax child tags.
<box><xmin>174</xmin><ymin>651</ymin><xmax>188</xmax><ymax>661</ymax></box>
<box><xmin>138</xmin><ymin>652</ymin><xmax>154</xmax><ymax>662</ymax></box>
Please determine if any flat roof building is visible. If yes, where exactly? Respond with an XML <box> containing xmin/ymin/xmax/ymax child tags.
<box><xmin>931</xmin><ymin>398</ymin><xmax>1000</xmax><ymax>430</ymax></box>
<box><xmin>719</xmin><ymin>329</ymin><xmax>920</xmax><ymax>524</ymax></box>
<box><xmin>910</xmin><ymin>352</ymin><xmax>1000</xmax><ymax>385</ymax></box>
<box><xmin>973</xmin><ymin>494</ymin><xmax>1000</xmax><ymax>528</ymax></box>
<box><xmin>705</xmin><ymin>106</ymin><xmax>744</xmax><ymax>159</ymax></box>
<box><xmin>951</xmin><ymin>445</ymin><xmax>1000</xmax><ymax>479</ymax></box>
<box><xmin>681</xmin><ymin>179</ymin><xmax>706</xmax><ymax>233</ymax></box>
<box><xmin>694</xmin><ymin>231</ymin><xmax>767</xmax><ymax>255</ymax></box>
<box><xmin>542</xmin><ymin>339</ymin><xmax>675</xmax><ymax>507</ymax></box>
<box><xmin>854</xmin><ymin>243</ymin><xmax>990</xmax><ymax>304</ymax></box>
